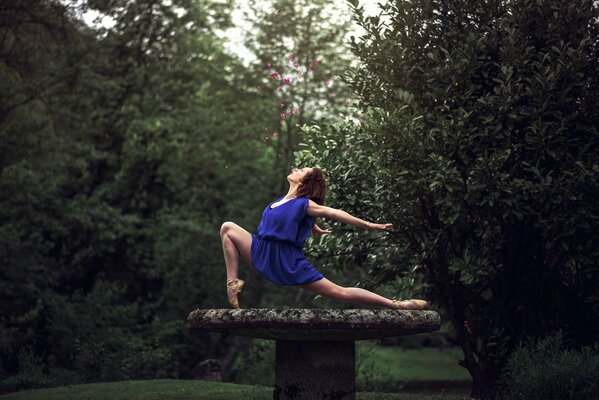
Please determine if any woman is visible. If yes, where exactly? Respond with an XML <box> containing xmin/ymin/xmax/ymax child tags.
<box><xmin>219</xmin><ymin>166</ymin><xmax>428</xmax><ymax>310</ymax></box>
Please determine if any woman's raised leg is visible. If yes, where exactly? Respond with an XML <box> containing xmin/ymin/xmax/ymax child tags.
<box><xmin>300</xmin><ymin>278</ymin><xmax>427</xmax><ymax>310</ymax></box>
<box><xmin>219</xmin><ymin>221</ymin><xmax>255</xmax><ymax>279</ymax></box>
<box><xmin>219</xmin><ymin>221</ymin><xmax>255</xmax><ymax>307</ymax></box>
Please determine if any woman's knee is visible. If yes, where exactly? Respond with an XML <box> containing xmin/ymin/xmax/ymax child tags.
<box><xmin>334</xmin><ymin>287</ymin><xmax>351</xmax><ymax>301</ymax></box>
<box><xmin>220</xmin><ymin>221</ymin><xmax>236</xmax><ymax>237</ymax></box>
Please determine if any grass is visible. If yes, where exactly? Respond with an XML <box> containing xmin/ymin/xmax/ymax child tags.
<box><xmin>358</xmin><ymin>345</ymin><xmax>472</xmax><ymax>381</ymax></box>
<box><xmin>0</xmin><ymin>379</ymin><xmax>471</xmax><ymax>400</ymax></box>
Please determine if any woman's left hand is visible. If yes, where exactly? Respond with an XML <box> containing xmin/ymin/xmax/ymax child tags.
<box><xmin>312</xmin><ymin>224</ymin><xmax>333</xmax><ymax>235</ymax></box>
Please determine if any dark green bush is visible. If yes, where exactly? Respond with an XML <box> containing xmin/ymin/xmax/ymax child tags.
<box><xmin>494</xmin><ymin>331</ymin><xmax>599</xmax><ymax>400</ymax></box>
<box><xmin>0</xmin><ymin>373</ymin><xmax>53</xmax><ymax>394</ymax></box>
<box><xmin>0</xmin><ymin>346</ymin><xmax>52</xmax><ymax>394</ymax></box>
<box><xmin>234</xmin><ymin>339</ymin><xmax>275</xmax><ymax>386</ymax></box>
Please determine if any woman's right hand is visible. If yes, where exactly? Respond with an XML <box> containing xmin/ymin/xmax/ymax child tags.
<box><xmin>367</xmin><ymin>222</ymin><xmax>393</xmax><ymax>231</ymax></box>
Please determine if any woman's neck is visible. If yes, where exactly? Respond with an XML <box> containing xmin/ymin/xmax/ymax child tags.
<box><xmin>285</xmin><ymin>185</ymin><xmax>299</xmax><ymax>199</ymax></box>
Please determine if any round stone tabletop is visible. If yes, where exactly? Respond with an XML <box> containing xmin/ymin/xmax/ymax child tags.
<box><xmin>187</xmin><ymin>308</ymin><xmax>440</xmax><ymax>341</ymax></box>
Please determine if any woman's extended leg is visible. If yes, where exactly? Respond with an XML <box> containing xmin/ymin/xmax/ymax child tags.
<box><xmin>300</xmin><ymin>278</ymin><xmax>427</xmax><ymax>310</ymax></box>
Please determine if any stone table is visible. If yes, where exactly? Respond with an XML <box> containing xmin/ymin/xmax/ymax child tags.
<box><xmin>187</xmin><ymin>308</ymin><xmax>440</xmax><ymax>400</ymax></box>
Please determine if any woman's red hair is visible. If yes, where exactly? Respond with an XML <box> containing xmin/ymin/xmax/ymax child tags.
<box><xmin>296</xmin><ymin>167</ymin><xmax>327</xmax><ymax>205</ymax></box>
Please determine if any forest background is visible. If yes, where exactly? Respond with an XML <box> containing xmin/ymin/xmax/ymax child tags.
<box><xmin>1</xmin><ymin>0</ymin><xmax>597</xmax><ymax>399</ymax></box>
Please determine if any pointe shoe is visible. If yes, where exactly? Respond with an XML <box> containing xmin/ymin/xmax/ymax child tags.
<box><xmin>392</xmin><ymin>299</ymin><xmax>429</xmax><ymax>310</ymax></box>
<box><xmin>226</xmin><ymin>278</ymin><xmax>245</xmax><ymax>309</ymax></box>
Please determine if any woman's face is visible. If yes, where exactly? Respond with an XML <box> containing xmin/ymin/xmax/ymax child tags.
<box><xmin>287</xmin><ymin>167</ymin><xmax>313</xmax><ymax>184</ymax></box>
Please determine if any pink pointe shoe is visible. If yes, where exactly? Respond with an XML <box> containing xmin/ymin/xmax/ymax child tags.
<box><xmin>226</xmin><ymin>278</ymin><xmax>245</xmax><ymax>309</ymax></box>
<box><xmin>392</xmin><ymin>299</ymin><xmax>429</xmax><ymax>310</ymax></box>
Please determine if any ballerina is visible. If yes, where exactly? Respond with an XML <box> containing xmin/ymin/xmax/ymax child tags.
<box><xmin>219</xmin><ymin>166</ymin><xmax>428</xmax><ymax>310</ymax></box>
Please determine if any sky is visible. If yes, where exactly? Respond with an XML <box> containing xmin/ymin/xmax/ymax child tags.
<box><xmin>79</xmin><ymin>0</ymin><xmax>385</xmax><ymax>64</ymax></box>
<box><xmin>218</xmin><ymin>0</ymin><xmax>384</xmax><ymax>65</ymax></box>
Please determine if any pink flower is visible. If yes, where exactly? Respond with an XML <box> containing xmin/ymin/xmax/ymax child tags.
<box><xmin>282</xmin><ymin>76</ymin><xmax>292</xmax><ymax>84</ymax></box>
<box><xmin>270</xmin><ymin>71</ymin><xmax>280</xmax><ymax>80</ymax></box>
<box><xmin>272</xmin><ymin>131</ymin><xmax>279</xmax><ymax>137</ymax></box>
<box><xmin>293</xmin><ymin>63</ymin><xmax>299</xmax><ymax>68</ymax></box>
<box><xmin>331</xmin><ymin>93</ymin><xmax>337</xmax><ymax>98</ymax></box>
<box><xmin>280</xmin><ymin>102</ymin><xmax>285</xmax><ymax>109</ymax></box>
<box><xmin>288</xmin><ymin>54</ymin><xmax>294</xmax><ymax>62</ymax></box>
<box><xmin>291</xmin><ymin>108</ymin><xmax>299</xmax><ymax>116</ymax></box>
<box><xmin>267</xmin><ymin>63</ymin><xmax>272</xmax><ymax>68</ymax></box>
<box><xmin>307</xmin><ymin>68</ymin><xmax>313</xmax><ymax>74</ymax></box>
<box><xmin>280</xmin><ymin>113</ymin><xmax>286</xmax><ymax>120</ymax></box>
<box><xmin>324</xmin><ymin>81</ymin><xmax>330</xmax><ymax>86</ymax></box>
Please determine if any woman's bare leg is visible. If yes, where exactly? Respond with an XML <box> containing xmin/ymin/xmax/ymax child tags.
<box><xmin>300</xmin><ymin>278</ymin><xmax>397</xmax><ymax>308</ymax></box>
<box><xmin>219</xmin><ymin>221</ymin><xmax>255</xmax><ymax>280</ymax></box>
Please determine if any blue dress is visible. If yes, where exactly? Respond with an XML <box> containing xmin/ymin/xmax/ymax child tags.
<box><xmin>250</xmin><ymin>196</ymin><xmax>324</xmax><ymax>286</ymax></box>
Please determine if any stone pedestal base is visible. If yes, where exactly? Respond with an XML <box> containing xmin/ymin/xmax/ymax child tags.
<box><xmin>274</xmin><ymin>340</ymin><xmax>355</xmax><ymax>400</ymax></box>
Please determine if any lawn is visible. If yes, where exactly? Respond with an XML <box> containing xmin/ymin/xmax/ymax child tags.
<box><xmin>358</xmin><ymin>345</ymin><xmax>471</xmax><ymax>381</ymax></box>
<box><xmin>0</xmin><ymin>379</ymin><xmax>471</xmax><ymax>400</ymax></box>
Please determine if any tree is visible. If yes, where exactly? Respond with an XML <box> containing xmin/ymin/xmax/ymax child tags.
<box><xmin>0</xmin><ymin>0</ymin><xmax>273</xmax><ymax>385</ymax></box>
<box><xmin>299</xmin><ymin>0</ymin><xmax>599</xmax><ymax>397</ymax></box>
<box><xmin>243</xmin><ymin>0</ymin><xmax>354</xmax><ymax>197</ymax></box>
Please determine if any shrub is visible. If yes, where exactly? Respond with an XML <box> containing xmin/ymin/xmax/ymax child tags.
<box><xmin>493</xmin><ymin>331</ymin><xmax>599</xmax><ymax>400</ymax></box>
<box><xmin>0</xmin><ymin>346</ymin><xmax>52</xmax><ymax>394</ymax></box>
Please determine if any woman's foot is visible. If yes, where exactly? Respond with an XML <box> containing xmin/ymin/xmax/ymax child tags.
<box><xmin>392</xmin><ymin>299</ymin><xmax>428</xmax><ymax>310</ymax></box>
<box><xmin>226</xmin><ymin>278</ymin><xmax>245</xmax><ymax>309</ymax></box>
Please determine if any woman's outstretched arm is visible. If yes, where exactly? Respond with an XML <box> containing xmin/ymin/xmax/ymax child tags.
<box><xmin>306</xmin><ymin>199</ymin><xmax>393</xmax><ymax>231</ymax></box>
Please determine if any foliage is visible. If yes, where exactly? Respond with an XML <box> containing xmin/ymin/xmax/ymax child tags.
<box><xmin>0</xmin><ymin>0</ymin><xmax>271</xmax><ymax>386</ymax></box>
<box><xmin>243</xmin><ymin>0</ymin><xmax>355</xmax><ymax>197</ymax></box>
<box><xmin>0</xmin><ymin>346</ymin><xmax>52</xmax><ymax>394</ymax></box>
<box><xmin>298</xmin><ymin>0</ymin><xmax>599</xmax><ymax>397</ymax></box>
<box><xmin>493</xmin><ymin>331</ymin><xmax>599</xmax><ymax>400</ymax></box>
<box><xmin>234</xmin><ymin>339</ymin><xmax>275</xmax><ymax>386</ymax></box>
